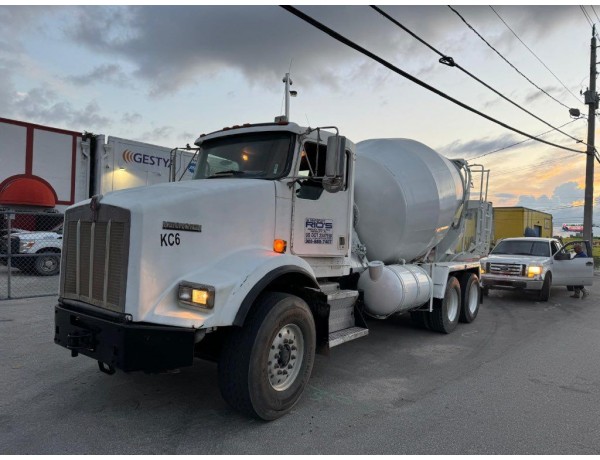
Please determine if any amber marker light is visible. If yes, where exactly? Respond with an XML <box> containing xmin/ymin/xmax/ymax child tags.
<box><xmin>273</xmin><ymin>239</ymin><xmax>287</xmax><ymax>253</ymax></box>
<box><xmin>192</xmin><ymin>289</ymin><xmax>209</xmax><ymax>305</ymax></box>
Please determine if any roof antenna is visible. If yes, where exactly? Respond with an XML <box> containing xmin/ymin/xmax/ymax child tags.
<box><xmin>276</xmin><ymin>60</ymin><xmax>297</xmax><ymax>123</ymax></box>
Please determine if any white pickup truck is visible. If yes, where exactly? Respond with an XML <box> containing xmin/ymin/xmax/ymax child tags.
<box><xmin>0</xmin><ymin>224</ymin><xmax>63</xmax><ymax>276</ymax></box>
<box><xmin>480</xmin><ymin>237</ymin><xmax>594</xmax><ymax>301</ymax></box>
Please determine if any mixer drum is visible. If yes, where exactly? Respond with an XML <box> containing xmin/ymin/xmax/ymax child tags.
<box><xmin>354</xmin><ymin>138</ymin><xmax>465</xmax><ymax>263</ymax></box>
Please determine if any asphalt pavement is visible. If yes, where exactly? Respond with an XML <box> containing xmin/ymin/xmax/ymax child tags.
<box><xmin>1</xmin><ymin>278</ymin><xmax>599</xmax><ymax>454</ymax></box>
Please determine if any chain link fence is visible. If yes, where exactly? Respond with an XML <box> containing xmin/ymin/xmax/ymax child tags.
<box><xmin>1</xmin><ymin>210</ymin><xmax>64</xmax><ymax>300</ymax></box>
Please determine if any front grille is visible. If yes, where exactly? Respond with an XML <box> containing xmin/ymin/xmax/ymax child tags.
<box><xmin>489</xmin><ymin>263</ymin><xmax>524</xmax><ymax>276</ymax></box>
<box><xmin>61</xmin><ymin>204</ymin><xmax>130</xmax><ymax>313</ymax></box>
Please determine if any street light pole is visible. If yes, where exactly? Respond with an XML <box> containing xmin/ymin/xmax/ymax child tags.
<box><xmin>583</xmin><ymin>25</ymin><xmax>597</xmax><ymax>243</ymax></box>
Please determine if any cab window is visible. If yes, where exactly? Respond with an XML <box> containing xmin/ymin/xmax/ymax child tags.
<box><xmin>296</xmin><ymin>142</ymin><xmax>327</xmax><ymax>200</ymax></box>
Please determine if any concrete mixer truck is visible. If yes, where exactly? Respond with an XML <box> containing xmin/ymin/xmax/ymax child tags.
<box><xmin>53</xmin><ymin>120</ymin><xmax>492</xmax><ymax>420</ymax></box>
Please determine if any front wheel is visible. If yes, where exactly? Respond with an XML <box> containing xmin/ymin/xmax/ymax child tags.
<box><xmin>218</xmin><ymin>292</ymin><xmax>316</xmax><ymax>420</ymax></box>
<box><xmin>538</xmin><ymin>272</ymin><xmax>552</xmax><ymax>302</ymax></box>
<box><xmin>34</xmin><ymin>252</ymin><xmax>60</xmax><ymax>276</ymax></box>
<box><xmin>429</xmin><ymin>276</ymin><xmax>461</xmax><ymax>334</ymax></box>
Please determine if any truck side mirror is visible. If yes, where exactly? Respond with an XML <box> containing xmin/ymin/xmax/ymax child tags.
<box><xmin>323</xmin><ymin>135</ymin><xmax>347</xmax><ymax>193</ymax></box>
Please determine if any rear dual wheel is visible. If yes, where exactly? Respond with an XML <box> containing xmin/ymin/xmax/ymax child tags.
<box><xmin>413</xmin><ymin>273</ymin><xmax>481</xmax><ymax>333</ymax></box>
<box><xmin>459</xmin><ymin>273</ymin><xmax>480</xmax><ymax>323</ymax></box>
<box><xmin>429</xmin><ymin>276</ymin><xmax>461</xmax><ymax>334</ymax></box>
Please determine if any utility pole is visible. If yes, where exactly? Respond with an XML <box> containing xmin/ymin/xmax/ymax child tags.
<box><xmin>583</xmin><ymin>25</ymin><xmax>597</xmax><ymax>243</ymax></box>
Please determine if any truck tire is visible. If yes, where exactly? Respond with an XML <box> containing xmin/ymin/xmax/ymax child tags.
<box><xmin>537</xmin><ymin>272</ymin><xmax>552</xmax><ymax>302</ymax></box>
<box><xmin>459</xmin><ymin>273</ymin><xmax>480</xmax><ymax>323</ymax></box>
<box><xmin>482</xmin><ymin>287</ymin><xmax>489</xmax><ymax>297</ymax></box>
<box><xmin>429</xmin><ymin>276</ymin><xmax>460</xmax><ymax>334</ymax></box>
<box><xmin>34</xmin><ymin>250</ymin><xmax>61</xmax><ymax>276</ymax></box>
<box><xmin>218</xmin><ymin>292</ymin><xmax>316</xmax><ymax>420</ymax></box>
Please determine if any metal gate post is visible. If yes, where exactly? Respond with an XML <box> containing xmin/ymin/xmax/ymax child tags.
<box><xmin>7</xmin><ymin>212</ymin><xmax>12</xmax><ymax>299</ymax></box>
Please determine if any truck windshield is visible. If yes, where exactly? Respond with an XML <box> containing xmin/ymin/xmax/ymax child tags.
<box><xmin>193</xmin><ymin>132</ymin><xmax>294</xmax><ymax>180</ymax></box>
<box><xmin>491</xmin><ymin>240</ymin><xmax>550</xmax><ymax>257</ymax></box>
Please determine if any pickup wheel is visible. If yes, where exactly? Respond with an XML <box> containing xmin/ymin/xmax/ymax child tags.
<box><xmin>459</xmin><ymin>273</ymin><xmax>480</xmax><ymax>323</ymax></box>
<box><xmin>34</xmin><ymin>250</ymin><xmax>61</xmax><ymax>276</ymax></box>
<box><xmin>537</xmin><ymin>272</ymin><xmax>552</xmax><ymax>302</ymax></box>
<box><xmin>218</xmin><ymin>292</ymin><xmax>316</xmax><ymax>420</ymax></box>
<box><xmin>429</xmin><ymin>276</ymin><xmax>461</xmax><ymax>334</ymax></box>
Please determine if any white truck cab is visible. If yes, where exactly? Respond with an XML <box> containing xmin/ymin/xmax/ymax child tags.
<box><xmin>480</xmin><ymin>237</ymin><xmax>594</xmax><ymax>301</ymax></box>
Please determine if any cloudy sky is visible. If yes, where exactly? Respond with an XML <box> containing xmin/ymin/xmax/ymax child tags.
<box><xmin>1</xmin><ymin>4</ymin><xmax>599</xmax><ymax>232</ymax></box>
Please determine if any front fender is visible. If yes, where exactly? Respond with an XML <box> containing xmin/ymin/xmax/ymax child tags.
<box><xmin>143</xmin><ymin>248</ymin><xmax>317</xmax><ymax>329</ymax></box>
<box><xmin>27</xmin><ymin>241</ymin><xmax>62</xmax><ymax>254</ymax></box>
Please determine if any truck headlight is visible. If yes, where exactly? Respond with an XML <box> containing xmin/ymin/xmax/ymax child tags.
<box><xmin>178</xmin><ymin>282</ymin><xmax>215</xmax><ymax>309</ymax></box>
<box><xmin>527</xmin><ymin>265</ymin><xmax>542</xmax><ymax>278</ymax></box>
<box><xmin>19</xmin><ymin>240</ymin><xmax>35</xmax><ymax>252</ymax></box>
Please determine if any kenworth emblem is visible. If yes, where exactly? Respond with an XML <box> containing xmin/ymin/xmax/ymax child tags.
<box><xmin>162</xmin><ymin>221</ymin><xmax>202</xmax><ymax>232</ymax></box>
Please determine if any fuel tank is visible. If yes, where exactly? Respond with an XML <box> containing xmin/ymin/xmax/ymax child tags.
<box><xmin>357</xmin><ymin>261</ymin><xmax>433</xmax><ymax>317</ymax></box>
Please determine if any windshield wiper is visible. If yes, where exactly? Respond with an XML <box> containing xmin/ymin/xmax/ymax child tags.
<box><xmin>206</xmin><ymin>170</ymin><xmax>246</xmax><ymax>179</ymax></box>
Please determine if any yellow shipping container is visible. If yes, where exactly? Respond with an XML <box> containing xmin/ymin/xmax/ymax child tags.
<box><xmin>493</xmin><ymin>207</ymin><xmax>553</xmax><ymax>242</ymax></box>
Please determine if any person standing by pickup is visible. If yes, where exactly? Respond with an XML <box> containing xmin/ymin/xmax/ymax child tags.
<box><xmin>571</xmin><ymin>244</ymin><xmax>589</xmax><ymax>299</ymax></box>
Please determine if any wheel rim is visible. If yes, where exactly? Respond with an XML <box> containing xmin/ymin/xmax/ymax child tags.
<box><xmin>467</xmin><ymin>284</ymin><xmax>479</xmax><ymax>315</ymax></box>
<box><xmin>267</xmin><ymin>323</ymin><xmax>304</xmax><ymax>391</ymax></box>
<box><xmin>447</xmin><ymin>289</ymin><xmax>459</xmax><ymax>322</ymax></box>
<box><xmin>39</xmin><ymin>256</ymin><xmax>58</xmax><ymax>273</ymax></box>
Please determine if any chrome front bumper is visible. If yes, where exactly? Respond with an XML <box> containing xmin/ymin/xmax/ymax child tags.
<box><xmin>481</xmin><ymin>275</ymin><xmax>544</xmax><ymax>290</ymax></box>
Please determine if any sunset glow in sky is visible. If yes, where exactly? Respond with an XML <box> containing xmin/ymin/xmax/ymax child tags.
<box><xmin>1</xmin><ymin>5</ymin><xmax>599</xmax><ymax>231</ymax></box>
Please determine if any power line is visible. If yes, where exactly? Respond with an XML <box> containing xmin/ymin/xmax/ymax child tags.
<box><xmin>370</xmin><ymin>5</ymin><xmax>584</xmax><ymax>146</ymax></box>
<box><xmin>580</xmin><ymin>5</ymin><xmax>594</xmax><ymax>27</ymax></box>
<box><xmin>487</xmin><ymin>150</ymin><xmax>584</xmax><ymax>176</ymax></box>
<box><xmin>592</xmin><ymin>5</ymin><xmax>600</xmax><ymax>23</ymax></box>
<box><xmin>470</xmin><ymin>119</ymin><xmax>583</xmax><ymax>160</ymax></box>
<box><xmin>280</xmin><ymin>5</ymin><xmax>586</xmax><ymax>155</ymax></box>
<box><xmin>449</xmin><ymin>6</ymin><xmax>574</xmax><ymax>111</ymax></box>
<box><xmin>489</xmin><ymin>6</ymin><xmax>582</xmax><ymax>106</ymax></box>
<box><xmin>490</xmin><ymin>153</ymin><xmax>581</xmax><ymax>177</ymax></box>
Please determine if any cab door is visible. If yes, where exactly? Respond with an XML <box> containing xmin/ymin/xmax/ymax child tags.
<box><xmin>291</xmin><ymin>140</ymin><xmax>351</xmax><ymax>257</ymax></box>
<box><xmin>552</xmin><ymin>240</ymin><xmax>594</xmax><ymax>286</ymax></box>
